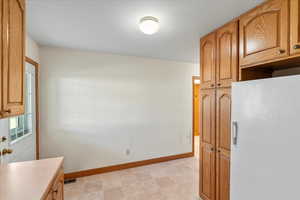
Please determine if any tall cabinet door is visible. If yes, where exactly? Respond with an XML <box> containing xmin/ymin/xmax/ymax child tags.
<box><xmin>200</xmin><ymin>33</ymin><xmax>216</xmax><ymax>89</ymax></box>
<box><xmin>216</xmin><ymin>88</ymin><xmax>231</xmax><ymax>200</ymax></box>
<box><xmin>290</xmin><ymin>0</ymin><xmax>300</xmax><ymax>55</ymax></box>
<box><xmin>2</xmin><ymin>0</ymin><xmax>25</xmax><ymax>117</ymax></box>
<box><xmin>216</xmin><ymin>22</ymin><xmax>238</xmax><ymax>88</ymax></box>
<box><xmin>200</xmin><ymin>142</ymin><xmax>216</xmax><ymax>200</ymax></box>
<box><xmin>199</xmin><ymin>88</ymin><xmax>216</xmax><ymax>200</ymax></box>
<box><xmin>200</xmin><ymin>89</ymin><xmax>216</xmax><ymax>146</ymax></box>
<box><xmin>239</xmin><ymin>0</ymin><xmax>289</xmax><ymax>67</ymax></box>
<box><xmin>216</xmin><ymin>149</ymin><xmax>230</xmax><ymax>200</ymax></box>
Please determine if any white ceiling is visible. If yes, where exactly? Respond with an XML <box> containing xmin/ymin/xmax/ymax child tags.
<box><xmin>27</xmin><ymin>0</ymin><xmax>264</xmax><ymax>63</ymax></box>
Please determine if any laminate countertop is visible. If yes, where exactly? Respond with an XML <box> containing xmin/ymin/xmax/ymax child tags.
<box><xmin>0</xmin><ymin>157</ymin><xmax>64</xmax><ymax>200</ymax></box>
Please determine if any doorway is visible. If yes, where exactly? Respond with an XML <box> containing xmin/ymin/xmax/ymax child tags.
<box><xmin>7</xmin><ymin>57</ymin><xmax>39</xmax><ymax>163</ymax></box>
<box><xmin>192</xmin><ymin>76</ymin><xmax>200</xmax><ymax>156</ymax></box>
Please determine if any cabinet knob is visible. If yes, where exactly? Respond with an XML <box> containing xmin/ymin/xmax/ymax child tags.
<box><xmin>1</xmin><ymin>136</ymin><xmax>7</xmax><ymax>142</ymax></box>
<box><xmin>294</xmin><ymin>44</ymin><xmax>300</xmax><ymax>50</ymax></box>
<box><xmin>2</xmin><ymin>148</ymin><xmax>13</xmax><ymax>155</ymax></box>
<box><xmin>210</xmin><ymin>84</ymin><xmax>215</xmax><ymax>88</ymax></box>
<box><xmin>217</xmin><ymin>83</ymin><xmax>221</xmax><ymax>87</ymax></box>
<box><xmin>278</xmin><ymin>49</ymin><xmax>285</xmax><ymax>54</ymax></box>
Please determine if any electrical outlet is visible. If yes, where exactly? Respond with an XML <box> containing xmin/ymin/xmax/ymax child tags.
<box><xmin>126</xmin><ymin>149</ymin><xmax>130</xmax><ymax>155</ymax></box>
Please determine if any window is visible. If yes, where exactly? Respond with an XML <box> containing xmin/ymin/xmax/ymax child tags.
<box><xmin>9</xmin><ymin>64</ymin><xmax>35</xmax><ymax>143</ymax></box>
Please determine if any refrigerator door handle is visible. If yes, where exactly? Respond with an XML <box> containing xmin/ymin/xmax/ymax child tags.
<box><xmin>232</xmin><ymin>121</ymin><xmax>238</xmax><ymax>145</ymax></box>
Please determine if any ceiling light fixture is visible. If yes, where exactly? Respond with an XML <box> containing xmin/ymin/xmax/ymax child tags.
<box><xmin>139</xmin><ymin>16</ymin><xmax>160</xmax><ymax>35</ymax></box>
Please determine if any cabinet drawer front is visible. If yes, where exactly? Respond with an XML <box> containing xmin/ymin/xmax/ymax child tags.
<box><xmin>239</xmin><ymin>0</ymin><xmax>289</xmax><ymax>67</ymax></box>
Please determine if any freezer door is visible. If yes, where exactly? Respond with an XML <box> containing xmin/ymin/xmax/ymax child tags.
<box><xmin>231</xmin><ymin>75</ymin><xmax>300</xmax><ymax>200</ymax></box>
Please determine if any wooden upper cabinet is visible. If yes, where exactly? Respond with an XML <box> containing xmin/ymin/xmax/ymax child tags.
<box><xmin>200</xmin><ymin>33</ymin><xmax>216</xmax><ymax>89</ymax></box>
<box><xmin>1</xmin><ymin>0</ymin><xmax>25</xmax><ymax>117</ymax></box>
<box><xmin>216</xmin><ymin>149</ymin><xmax>230</xmax><ymax>200</ymax></box>
<box><xmin>290</xmin><ymin>0</ymin><xmax>300</xmax><ymax>55</ymax></box>
<box><xmin>216</xmin><ymin>88</ymin><xmax>231</xmax><ymax>152</ymax></box>
<box><xmin>200</xmin><ymin>89</ymin><xmax>216</xmax><ymax>146</ymax></box>
<box><xmin>200</xmin><ymin>142</ymin><xmax>216</xmax><ymax>200</ymax></box>
<box><xmin>239</xmin><ymin>0</ymin><xmax>289</xmax><ymax>67</ymax></box>
<box><xmin>216</xmin><ymin>21</ymin><xmax>238</xmax><ymax>88</ymax></box>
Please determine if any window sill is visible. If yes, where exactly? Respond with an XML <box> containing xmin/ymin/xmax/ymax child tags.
<box><xmin>10</xmin><ymin>132</ymin><xmax>33</xmax><ymax>146</ymax></box>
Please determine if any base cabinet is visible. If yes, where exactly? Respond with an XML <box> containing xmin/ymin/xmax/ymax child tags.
<box><xmin>45</xmin><ymin>169</ymin><xmax>64</xmax><ymax>200</ymax></box>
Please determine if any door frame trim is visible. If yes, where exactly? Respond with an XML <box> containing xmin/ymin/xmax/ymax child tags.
<box><xmin>192</xmin><ymin>75</ymin><xmax>200</xmax><ymax>155</ymax></box>
<box><xmin>25</xmin><ymin>57</ymin><xmax>40</xmax><ymax>160</ymax></box>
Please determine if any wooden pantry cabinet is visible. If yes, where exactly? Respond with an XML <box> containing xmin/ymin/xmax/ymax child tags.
<box><xmin>199</xmin><ymin>22</ymin><xmax>236</xmax><ymax>200</ymax></box>
<box><xmin>0</xmin><ymin>0</ymin><xmax>25</xmax><ymax>118</ymax></box>
<box><xmin>199</xmin><ymin>0</ymin><xmax>300</xmax><ymax>199</ymax></box>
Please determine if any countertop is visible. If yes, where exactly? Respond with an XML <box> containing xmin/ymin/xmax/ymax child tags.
<box><xmin>0</xmin><ymin>157</ymin><xmax>64</xmax><ymax>200</ymax></box>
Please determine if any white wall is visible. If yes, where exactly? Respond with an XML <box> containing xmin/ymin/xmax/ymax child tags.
<box><xmin>40</xmin><ymin>47</ymin><xmax>196</xmax><ymax>173</ymax></box>
<box><xmin>0</xmin><ymin>35</ymin><xmax>40</xmax><ymax>164</ymax></box>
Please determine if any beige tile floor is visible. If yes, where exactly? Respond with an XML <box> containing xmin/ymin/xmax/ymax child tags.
<box><xmin>64</xmin><ymin>136</ymin><xmax>200</xmax><ymax>200</ymax></box>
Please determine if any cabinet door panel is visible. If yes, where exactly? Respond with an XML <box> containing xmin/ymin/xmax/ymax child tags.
<box><xmin>216</xmin><ymin>88</ymin><xmax>231</xmax><ymax>151</ymax></box>
<box><xmin>2</xmin><ymin>0</ymin><xmax>25</xmax><ymax>117</ymax></box>
<box><xmin>216</xmin><ymin>149</ymin><xmax>230</xmax><ymax>200</ymax></box>
<box><xmin>200</xmin><ymin>89</ymin><xmax>216</xmax><ymax>146</ymax></box>
<box><xmin>201</xmin><ymin>33</ymin><xmax>216</xmax><ymax>89</ymax></box>
<box><xmin>239</xmin><ymin>0</ymin><xmax>289</xmax><ymax>67</ymax></box>
<box><xmin>216</xmin><ymin>22</ymin><xmax>238</xmax><ymax>88</ymax></box>
<box><xmin>290</xmin><ymin>0</ymin><xmax>300</xmax><ymax>55</ymax></box>
<box><xmin>200</xmin><ymin>142</ymin><xmax>216</xmax><ymax>200</ymax></box>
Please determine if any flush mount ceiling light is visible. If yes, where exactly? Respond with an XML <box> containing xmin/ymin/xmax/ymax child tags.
<box><xmin>139</xmin><ymin>16</ymin><xmax>160</xmax><ymax>35</ymax></box>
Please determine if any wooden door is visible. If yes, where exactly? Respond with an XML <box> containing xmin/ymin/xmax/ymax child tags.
<box><xmin>200</xmin><ymin>33</ymin><xmax>216</xmax><ymax>89</ymax></box>
<box><xmin>290</xmin><ymin>0</ymin><xmax>300</xmax><ymax>55</ymax></box>
<box><xmin>216</xmin><ymin>22</ymin><xmax>238</xmax><ymax>88</ymax></box>
<box><xmin>199</xmin><ymin>88</ymin><xmax>216</xmax><ymax>200</ymax></box>
<box><xmin>239</xmin><ymin>0</ymin><xmax>289</xmax><ymax>67</ymax></box>
<box><xmin>216</xmin><ymin>88</ymin><xmax>231</xmax><ymax>152</ymax></box>
<box><xmin>193</xmin><ymin>83</ymin><xmax>200</xmax><ymax>136</ymax></box>
<box><xmin>200</xmin><ymin>89</ymin><xmax>216</xmax><ymax>146</ymax></box>
<box><xmin>2</xmin><ymin>0</ymin><xmax>25</xmax><ymax>117</ymax></box>
<box><xmin>200</xmin><ymin>142</ymin><xmax>216</xmax><ymax>200</ymax></box>
<box><xmin>216</xmin><ymin>88</ymin><xmax>231</xmax><ymax>200</ymax></box>
<box><xmin>216</xmin><ymin>149</ymin><xmax>230</xmax><ymax>200</ymax></box>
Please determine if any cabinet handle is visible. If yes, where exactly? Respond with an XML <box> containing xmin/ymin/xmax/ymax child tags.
<box><xmin>278</xmin><ymin>49</ymin><xmax>285</xmax><ymax>54</ymax></box>
<box><xmin>294</xmin><ymin>44</ymin><xmax>300</xmax><ymax>49</ymax></box>
<box><xmin>210</xmin><ymin>84</ymin><xmax>215</xmax><ymax>88</ymax></box>
<box><xmin>217</xmin><ymin>83</ymin><xmax>221</xmax><ymax>87</ymax></box>
<box><xmin>232</xmin><ymin>121</ymin><xmax>238</xmax><ymax>145</ymax></box>
<box><xmin>210</xmin><ymin>147</ymin><xmax>215</xmax><ymax>152</ymax></box>
<box><xmin>1</xmin><ymin>109</ymin><xmax>11</xmax><ymax>114</ymax></box>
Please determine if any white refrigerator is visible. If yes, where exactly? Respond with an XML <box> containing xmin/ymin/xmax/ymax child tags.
<box><xmin>231</xmin><ymin>75</ymin><xmax>300</xmax><ymax>200</ymax></box>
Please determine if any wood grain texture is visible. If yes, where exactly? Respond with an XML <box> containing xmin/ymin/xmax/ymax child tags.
<box><xmin>216</xmin><ymin>149</ymin><xmax>230</xmax><ymax>200</ymax></box>
<box><xmin>1</xmin><ymin>0</ymin><xmax>25</xmax><ymax>118</ymax></box>
<box><xmin>216</xmin><ymin>21</ymin><xmax>238</xmax><ymax>88</ymax></box>
<box><xmin>290</xmin><ymin>0</ymin><xmax>300</xmax><ymax>55</ymax></box>
<box><xmin>64</xmin><ymin>152</ymin><xmax>193</xmax><ymax>179</ymax></box>
<box><xmin>200</xmin><ymin>142</ymin><xmax>216</xmax><ymax>200</ymax></box>
<box><xmin>216</xmin><ymin>88</ymin><xmax>231</xmax><ymax>152</ymax></box>
<box><xmin>200</xmin><ymin>89</ymin><xmax>216</xmax><ymax>146</ymax></box>
<box><xmin>239</xmin><ymin>0</ymin><xmax>289</xmax><ymax>67</ymax></box>
<box><xmin>200</xmin><ymin>33</ymin><xmax>216</xmax><ymax>89</ymax></box>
